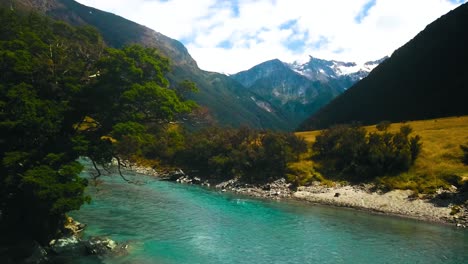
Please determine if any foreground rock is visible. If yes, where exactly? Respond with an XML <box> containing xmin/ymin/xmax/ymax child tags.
<box><xmin>47</xmin><ymin>216</ymin><xmax>129</xmax><ymax>258</ymax></box>
<box><xmin>48</xmin><ymin>236</ymin><xmax>128</xmax><ymax>257</ymax></box>
<box><xmin>0</xmin><ymin>235</ymin><xmax>127</xmax><ymax>264</ymax></box>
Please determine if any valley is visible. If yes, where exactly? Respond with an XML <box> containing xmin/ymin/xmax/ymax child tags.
<box><xmin>0</xmin><ymin>0</ymin><xmax>467</xmax><ymax>263</ymax></box>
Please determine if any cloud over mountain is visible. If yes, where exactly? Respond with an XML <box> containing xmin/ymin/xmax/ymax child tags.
<box><xmin>76</xmin><ymin>0</ymin><xmax>466</xmax><ymax>73</ymax></box>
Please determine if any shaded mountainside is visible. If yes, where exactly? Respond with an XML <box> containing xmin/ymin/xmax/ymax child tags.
<box><xmin>2</xmin><ymin>0</ymin><xmax>291</xmax><ymax>130</ymax></box>
<box><xmin>298</xmin><ymin>3</ymin><xmax>468</xmax><ymax>131</ymax></box>
<box><xmin>232</xmin><ymin>57</ymin><xmax>385</xmax><ymax>128</ymax></box>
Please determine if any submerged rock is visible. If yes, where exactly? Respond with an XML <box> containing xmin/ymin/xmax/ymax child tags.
<box><xmin>84</xmin><ymin>237</ymin><xmax>127</xmax><ymax>256</ymax></box>
<box><xmin>49</xmin><ymin>236</ymin><xmax>84</xmax><ymax>256</ymax></box>
<box><xmin>160</xmin><ymin>169</ymin><xmax>186</xmax><ymax>181</ymax></box>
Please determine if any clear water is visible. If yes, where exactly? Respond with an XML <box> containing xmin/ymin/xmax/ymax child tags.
<box><xmin>70</xmin><ymin>168</ymin><xmax>468</xmax><ymax>264</ymax></box>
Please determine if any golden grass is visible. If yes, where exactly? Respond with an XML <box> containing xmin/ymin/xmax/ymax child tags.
<box><xmin>294</xmin><ymin>116</ymin><xmax>468</xmax><ymax>193</ymax></box>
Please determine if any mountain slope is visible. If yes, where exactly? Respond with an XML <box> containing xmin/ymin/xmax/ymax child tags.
<box><xmin>298</xmin><ymin>3</ymin><xmax>468</xmax><ymax>131</ymax></box>
<box><xmin>232</xmin><ymin>57</ymin><xmax>385</xmax><ymax>128</ymax></box>
<box><xmin>2</xmin><ymin>0</ymin><xmax>291</xmax><ymax>130</ymax></box>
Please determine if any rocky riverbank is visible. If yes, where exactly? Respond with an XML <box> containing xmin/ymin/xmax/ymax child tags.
<box><xmin>120</xmin><ymin>162</ymin><xmax>467</xmax><ymax>227</ymax></box>
<box><xmin>167</xmin><ymin>174</ymin><xmax>468</xmax><ymax>227</ymax></box>
<box><xmin>212</xmin><ymin>178</ymin><xmax>466</xmax><ymax>227</ymax></box>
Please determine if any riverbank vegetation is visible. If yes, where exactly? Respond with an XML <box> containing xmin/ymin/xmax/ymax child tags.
<box><xmin>175</xmin><ymin>127</ymin><xmax>307</xmax><ymax>183</ymax></box>
<box><xmin>296</xmin><ymin>116</ymin><xmax>468</xmax><ymax>194</ymax></box>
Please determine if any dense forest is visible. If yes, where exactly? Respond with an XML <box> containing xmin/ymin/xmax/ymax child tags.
<box><xmin>298</xmin><ymin>2</ymin><xmax>468</xmax><ymax>130</ymax></box>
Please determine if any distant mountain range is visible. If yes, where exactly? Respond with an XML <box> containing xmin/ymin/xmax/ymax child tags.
<box><xmin>231</xmin><ymin>56</ymin><xmax>387</xmax><ymax>128</ymax></box>
<box><xmin>298</xmin><ymin>2</ymin><xmax>468</xmax><ymax>131</ymax></box>
<box><xmin>288</xmin><ymin>56</ymin><xmax>386</xmax><ymax>84</ymax></box>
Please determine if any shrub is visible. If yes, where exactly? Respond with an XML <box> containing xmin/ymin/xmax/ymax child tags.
<box><xmin>286</xmin><ymin>161</ymin><xmax>334</xmax><ymax>187</ymax></box>
<box><xmin>312</xmin><ymin>125</ymin><xmax>422</xmax><ymax>181</ymax></box>
<box><xmin>313</xmin><ymin>125</ymin><xmax>368</xmax><ymax>179</ymax></box>
<box><xmin>376</xmin><ymin>121</ymin><xmax>391</xmax><ymax>131</ymax></box>
<box><xmin>176</xmin><ymin>127</ymin><xmax>308</xmax><ymax>183</ymax></box>
<box><xmin>461</xmin><ymin>144</ymin><xmax>468</xmax><ymax>165</ymax></box>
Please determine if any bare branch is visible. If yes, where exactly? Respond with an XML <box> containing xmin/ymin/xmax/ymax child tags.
<box><xmin>115</xmin><ymin>156</ymin><xmax>131</xmax><ymax>183</ymax></box>
<box><xmin>91</xmin><ymin>159</ymin><xmax>101</xmax><ymax>180</ymax></box>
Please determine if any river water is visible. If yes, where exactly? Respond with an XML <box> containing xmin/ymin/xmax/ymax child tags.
<box><xmin>70</xmin><ymin>168</ymin><xmax>468</xmax><ymax>264</ymax></box>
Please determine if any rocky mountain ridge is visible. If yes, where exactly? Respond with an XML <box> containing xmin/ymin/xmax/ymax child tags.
<box><xmin>288</xmin><ymin>56</ymin><xmax>387</xmax><ymax>84</ymax></box>
<box><xmin>231</xmin><ymin>56</ymin><xmax>386</xmax><ymax>128</ymax></box>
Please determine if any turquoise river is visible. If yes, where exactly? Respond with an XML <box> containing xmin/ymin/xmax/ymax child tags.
<box><xmin>70</xmin><ymin>168</ymin><xmax>468</xmax><ymax>264</ymax></box>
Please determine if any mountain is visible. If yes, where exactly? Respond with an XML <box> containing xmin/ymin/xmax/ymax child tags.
<box><xmin>1</xmin><ymin>0</ymin><xmax>291</xmax><ymax>130</ymax></box>
<box><xmin>232</xmin><ymin>56</ymin><xmax>386</xmax><ymax>128</ymax></box>
<box><xmin>298</xmin><ymin>3</ymin><xmax>468</xmax><ymax>131</ymax></box>
<box><xmin>289</xmin><ymin>56</ymin><xmax>387</xmax><ymax>85</ymax></box>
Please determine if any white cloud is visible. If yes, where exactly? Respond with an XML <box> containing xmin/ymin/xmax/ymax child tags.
<box><xmin>76</xmin><ymin>0</ymin><xmax>466</xmax><ymax>74</ymax></box>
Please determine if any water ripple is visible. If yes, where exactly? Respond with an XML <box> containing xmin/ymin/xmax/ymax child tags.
<box><xmin>71</xmin><ymin>172</ymin><xmax>468</xmax><ymax>264</ymax></box>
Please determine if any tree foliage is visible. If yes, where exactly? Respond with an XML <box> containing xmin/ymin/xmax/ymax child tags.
<box><xmin>312</xmin><ymin>124</ymin><xmax>422</xmax><ymax>181</ymax></box>
<box><xmin>0</xmin><ymin>8</ymin><xmax>196</xmax><ymax>244</ymax></box>
<box><xmin>176</xmin><ymin>127</ymin><xmax>307</xmax><ymax>183</ymax></box>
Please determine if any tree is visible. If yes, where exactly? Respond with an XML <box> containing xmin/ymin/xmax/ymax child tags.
<box><xmin>80</xmin><ymin>45</ymin><xmax>197</xmax><ymax>170</ymax></box>
<box><xmin>0</xmin><ymin>9</ymin><xmax>196</xmax><ymax>245</ymax></box>
<box><xmin>0</xmin><ymin>9</ymin><xmax>104</xmax><ymax>243</ymax></box>
<box><xmin>176</xmin><ymin>127</ymin><xmax>307</xmax><ymax>183</ymax></box>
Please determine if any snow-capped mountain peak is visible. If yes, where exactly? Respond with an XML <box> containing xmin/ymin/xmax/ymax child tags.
<box><xmin>288</xmin><ymin>56</ymin><xmax>388</xmax><ymax>83</ymax></box>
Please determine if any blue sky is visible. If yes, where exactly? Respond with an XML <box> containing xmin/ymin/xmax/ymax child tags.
<box><xmin>76</xmin><ymin>0</ymin><xmax>467</xmax><ymax>74</ymax></box>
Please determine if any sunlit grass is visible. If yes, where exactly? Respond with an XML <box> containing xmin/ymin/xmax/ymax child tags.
<box><xmin>294</xmin><ymin>116</ymin><xmax>468</xmax><ymax>193</ymax></box>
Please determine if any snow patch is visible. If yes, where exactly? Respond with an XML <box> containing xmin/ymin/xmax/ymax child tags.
<box><xmin>251</xmin><ymin>97</ymin><xmax>273</xmax><ymax>113</ymax></box>
<box><xmin>288</xmin><ymin>56</ymin><xmax>384</xmax><ymax>79</ymax></box>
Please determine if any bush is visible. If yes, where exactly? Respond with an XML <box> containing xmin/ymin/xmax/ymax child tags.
<box><xmin>176</xmin><ymin>127</ymin><xmax>308</xmax><ymax>183</ymax></box>
<box><xmin>312</xmin><ymin>125</ymin><xmax>422</xmax><ymax>181</ymax></box>
<box><xmin>461</xmin><ymin>144</ymin><xmax>468</xmax><ymax>165</ymax></box>
<box><xmin>286</xmin><ymin>161</ymin><xmax>334</xmax><ymax>187</ymax></box>
<box><xmin>376</xmin><ymin>121</ymin><xmax>391</xmax><ymax>131</ymax></box>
